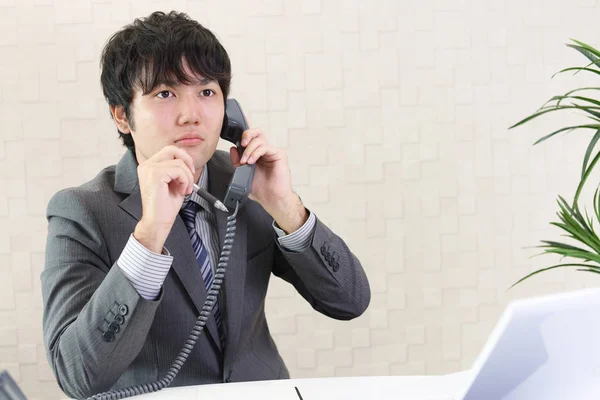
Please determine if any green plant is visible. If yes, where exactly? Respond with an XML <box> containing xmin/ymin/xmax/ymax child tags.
<box><xmin>509</xmin><ymin>39</ymin><xmax>600</xmax><ymax>288</ymax></box>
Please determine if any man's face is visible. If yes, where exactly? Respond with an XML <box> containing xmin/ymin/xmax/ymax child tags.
<box><xmin>124</xmin><ymin>60</ymin><xmax>225</xmax><ymax>174</ymax></box>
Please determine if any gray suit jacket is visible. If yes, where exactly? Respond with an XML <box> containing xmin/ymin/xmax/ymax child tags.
<box><xmin>41</xmin><ymin>149</ymin><xmax>370</xmax><ymax>399</ymax></box>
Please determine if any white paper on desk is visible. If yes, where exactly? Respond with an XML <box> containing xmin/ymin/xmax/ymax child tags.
<box><xmin>135</xmin><ymin>380</ymin><xmax>300</xmax><ymax>400</ymax></box>
<box><xmin>294</xmin><ymin>375</ymin><xmax>469</xmax><ymax>400</ymax></box>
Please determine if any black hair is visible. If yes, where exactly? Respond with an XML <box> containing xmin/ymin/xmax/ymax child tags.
<box><xmin>100</xmin><ymin>11</ymin><xmax>232</xmax><ymax>150</ymax></box>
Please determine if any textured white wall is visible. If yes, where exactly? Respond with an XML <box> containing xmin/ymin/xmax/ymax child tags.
<box><xmin>2</xmin><ymin>0</ymin><xmax>600</xmax><ymax>398</ymax></box>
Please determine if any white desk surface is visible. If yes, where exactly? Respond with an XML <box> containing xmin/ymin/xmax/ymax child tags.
<box><xmin>135</xmin><ymin>371</ymin><xmax>473</xmax><ymax>400</ymax></box>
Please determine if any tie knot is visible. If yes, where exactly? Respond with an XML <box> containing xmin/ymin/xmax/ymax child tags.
<box><xmin>180</xmin><ymin>201</ymin><xmax>201</xmax><ymax>232</ymax></box>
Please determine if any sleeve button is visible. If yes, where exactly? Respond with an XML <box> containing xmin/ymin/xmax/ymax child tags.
<box><xmin>102</xmin><ymin>331</ymin><xmax>115</xmax><ymax>342</ymax></box>
<box><xmin>108</xmin><ymin>322</ymin><xmax>120</xmax><ymax>333</ymax></box>
<box><xmin>114</xmin><ymin>314</ymin><xmax>125</xmax><ymax>325</ymax></box>
<box><xmin>118</xmin><ymin>304</ymin><xmax>129</xmax><ymax>316</ymax></box>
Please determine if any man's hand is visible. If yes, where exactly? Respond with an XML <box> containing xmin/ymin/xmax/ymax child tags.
<box><xmin>134</xmin><ymin>146</ymin><xmax>196</xmax><ymax>253</ymax></box>
<box><xmin>229</xmin><ymin>129</ymin><xmax>308</xmax><ymax>234</ymax></box>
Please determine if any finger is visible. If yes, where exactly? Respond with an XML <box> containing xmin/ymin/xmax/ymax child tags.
<box><xmin>168</xmin><ymin>155</ymin><xmax>195</xmax><ymax>194</ymax></box>
<box><xmin>229</xmin><ymin>146</ymin><xmax>242</xmax><ymax>167</ymax></box>
<box><xmin>159</xmin><ymin>160</ymin><xmax>195</xmax><ymax>194</ymax></box>
<box><xmin>245</xmin><ymin>144</ymin><xmax>269</xmax><ymax>164</ymax></box>
<box><xmin>177</xmin><ymin>180</ymin><xmax>188</xmax><ymax>196</ymax></box>
<box><xmin>164</xmin><ymin>161</ymin><xmax>194</xmax><ymax>190</ymax></box>
<box><xmin>152</xmin><ymin>147</ymin><xmax>196</xmax><ymax>186</ymax></box>
<box><xmin>154</xmin><ymin>145</ymin><xmax>196</xmax><ymax>175</ymax></box>
<box><xmin>241</xmin><ymin>129</ymin><xmax>263</xmax><ymax>147</ymax></box>
<box><xmin>169</xmin><ymin>170</ymin><xmax>191</xmax><ymax>196</ymax></box>
<box><xmin>240</xmin><ymin>136</ymin><xmax>265</xmax><ymax>163</ymax></box>
<box><xmin>174</xmin><ymin>159</ymin><xmax>195</xmax><ymax>194</ymax></box>
<box><xmin>172</xmin><ymin>147</ymin><xmax>196</xmax><ymax>179</ymax></box>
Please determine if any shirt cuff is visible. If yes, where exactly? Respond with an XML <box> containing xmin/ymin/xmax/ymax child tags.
<box><xmin>117</xmin><ymin>234</ymin><xmax>173</xmax><ymax>300</ymax></box>
<box><xmin>273</xmin><ymin>210</ymin><xmax>316</xmax><ymax>252</ymax></box>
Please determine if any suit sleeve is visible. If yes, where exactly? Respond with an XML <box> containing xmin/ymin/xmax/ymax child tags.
<box><xmin>272</xmin><ymin>214</ymin><xmax>371</xmax><ymax>320</ymax></box>
<box><xmin>41</xmin><ymin>189</ymin><xmax>163</xmax><ymax>399</ymax></box>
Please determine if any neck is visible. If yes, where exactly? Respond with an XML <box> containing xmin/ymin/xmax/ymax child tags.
<box><xmin>194</xmin><ymin>165</ymin><xmax>204</xmax><ymax>185</ymax></box>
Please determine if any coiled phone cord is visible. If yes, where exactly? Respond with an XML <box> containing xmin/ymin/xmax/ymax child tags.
<box><xmin>86</xmin><ymin>201</ymin><xmax>240</xmax><ymax>400</ymax></box>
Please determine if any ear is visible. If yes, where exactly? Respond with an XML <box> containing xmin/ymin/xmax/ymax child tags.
<box><xmin>110</xmin><ymin>105</ymin><xmax>132</xmax><ymax>134</ymax></box>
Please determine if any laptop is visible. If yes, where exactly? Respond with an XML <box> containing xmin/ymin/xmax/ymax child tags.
<box><xmin>455</xmin><ymin>287</ymin><xmax>600</xmax><ymax>399</ymax></box>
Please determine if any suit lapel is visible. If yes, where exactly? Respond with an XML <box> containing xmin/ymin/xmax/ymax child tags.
<box><xmin>115</xmin><ymin>150</ymin><xmax>223</xmax><ymax>352</ymax></box>
<box><xmin>207</xmin><ymin>156</ymin><xmax>247</xmax><ymax>369</ymax></box>
<box><xmin>164</xmin><ymin>218</ymin><xmax>223</xmax><ymax>352</ymax></box>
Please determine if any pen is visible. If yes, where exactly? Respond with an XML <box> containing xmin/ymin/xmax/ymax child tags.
<box><xmin>294</xmin><ymin>386</ymin><xmax>304</xmax><ymax>400</ymax></box>
<box><xmin>192</xmin><ymin>183</ymin><xmax>229</xmax><ymax>212</ymax></box>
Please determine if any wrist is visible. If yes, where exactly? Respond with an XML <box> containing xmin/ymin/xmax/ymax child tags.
<box><xmin>267</xmin><ymin>192</ymin><xmax>308</xmax><ymax>234</ymax></box>
<box><xmin>133</xmin><ymin>219</ymin><xmax>170</xmax><ymax>254</ymax></box>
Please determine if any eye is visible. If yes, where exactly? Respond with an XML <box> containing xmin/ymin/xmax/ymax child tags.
<box><xmin>201</xmin><ymin>89</ymin><xmax>215</xmax><ymax>97</ymax></box>
<box><xmin>156</xmin><ymin>90</ymin><xmax>173</xmax><ymax>99</ymax></box>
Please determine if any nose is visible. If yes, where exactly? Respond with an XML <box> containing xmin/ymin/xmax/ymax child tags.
<box><xmin>177</xmin><ymin>93</ymin><xmax>201</xmax><ymax>125</ymax></box>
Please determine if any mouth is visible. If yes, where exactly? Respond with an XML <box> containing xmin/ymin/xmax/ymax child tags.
<box><xmin>175</xmin><ymin>133</ymin><xmax>204</xmax><ymax>146</ymax></box>
<box><xmin>175</xmin><ymin>138</ymin><xmax>203</xmax><ymax>145</ymax></box>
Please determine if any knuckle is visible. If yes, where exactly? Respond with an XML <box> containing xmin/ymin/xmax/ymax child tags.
<box><xmin>176</xmin><ymin>159</ymin><xmax>189</xmax><ymax>171</ymax></box>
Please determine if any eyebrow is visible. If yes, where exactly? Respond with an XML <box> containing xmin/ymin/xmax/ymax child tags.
<box><xmin>144</xmin><ymin>76</ymin><xmax>217</xmax><ymax>96</ymax></box>
<box><xmin>153</xmin><ymin>77</ymin><xmax>215</xmax><ymax>88</ymax></box>
<box><xmin>190</xmin><ymin>77</ymin><xmax>215</xmax><ymax>85</ymax></box>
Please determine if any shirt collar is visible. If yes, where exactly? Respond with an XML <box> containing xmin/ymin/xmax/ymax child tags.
<box><xmin>182</xmin><ymin>165</ymin><xmax>213</xmax><ymax>214</ymax></box>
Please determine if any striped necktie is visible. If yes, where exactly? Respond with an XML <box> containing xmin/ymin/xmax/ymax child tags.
<box><xmin>180</xmin><ymin>201</ymin><xmax>224</xmax><ymax>345</ymax></box>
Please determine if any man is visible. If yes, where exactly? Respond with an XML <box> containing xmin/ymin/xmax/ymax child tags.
<box><xmin>41</xmin><ymin>11</ymin><xmax>370</xmax><ymax>399</ymax></box>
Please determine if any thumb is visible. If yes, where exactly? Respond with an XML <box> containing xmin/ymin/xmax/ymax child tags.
<box><xmin>230</xmin><ymin>146</ymin><xmax>242</xmax><ymax>167</ymax></box>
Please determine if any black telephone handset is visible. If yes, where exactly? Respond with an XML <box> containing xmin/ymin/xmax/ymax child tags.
<box><xmin>220</xmin><ymin>98</ymin><xmax>255</xmax><ymax>209</ymax></box>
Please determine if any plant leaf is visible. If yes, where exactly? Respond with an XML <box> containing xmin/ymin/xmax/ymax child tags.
<box><xmin>546</xmin><ymin>199</ymin><xmax>600</xmax><ymax>255</ymax></box>
<box><xmin>594</xmin><ymin>185</ymin><xmax>600</xmax><ymax>223</ymax></box>
<box><xmin>550</xmin><ymin>88</ymin><xmax>600</xmax><ymax>107</ymax></box>
<box><xmin>574</xmin><ymin>151</ymin><xmax>600</xmax><ymax>207</ymax></box>
<box><xmin>566</xmin><ymin>45</ymin><xmax>600</xmax><ymax>69</ymax></box>
<box><xmin>539</xmin><ymin>248</ymin><xmax>600</xmax><ymax>263</ymax></box>
<box><xmin>583</xmin><ymin>130</ymin><xmax>600</xmax><ymax>179</ymax></box>
<box><xmin>533</xmin><ymin>124</ymin><xmax>600</xmax><ymax>146</ymax></box>
<box><xmin>509</xmin><ymin>263</ymin><xmax>600</xmax><ymax>290</ymax></box>
<box><xmin>576</xmin><ymin>268</ymin><xmax>600</xmax><ymax>274</ymax></box>
<box><xmin>564</xmin><ymin>87</ymin><xmax>600</xmax><ymax>96</ymax></box>
<box><xmin>552</xmin><ymin>66</ymin><xmax>600</xmax><ymax>78</ymax></box>
<box><xmin>545</xmin><ymin>94</ymin><xmax>600</xmax><ymax>110</ymax></box>
<box><xmin>585</xmin><ymin>115</ymin><xmax>600</xmax><ymax>124</ymax></box>
<box><xmin>569</xmin><ymin>103</ymin><xmax>600</xmax><ymax>120</ymax></box>
<box><xmin>509</xmin><ymin>106</ymin><xmax>600</xmax><ymax>130</ymax></box>
<box><xmin>538</xmin><ymin>240</ymin><xmax>590</xmax><ymax>252</ymax></box>
<box><xmin>560</xmin><ymin>196</ymin><xmax>588</xmax><ymax>228</ymax></box>
<box><xmin>585</xmin><ymin>208</ymin><xmax>595</xmax><ymax>233</ymax></box>
<box><xmin>569</xmin><ymin>95</ymin><xmax>600</xmax><ymax>107</ymax></box>
<box><xmin>569</xmin><ymin>39</ymin><xmax>600</xmax><ymax>61</ymax></box>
